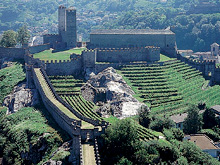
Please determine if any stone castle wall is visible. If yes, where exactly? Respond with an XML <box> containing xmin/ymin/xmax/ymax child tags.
<box><xmin>43</xmin><ymin>34</ymin><xmax>61</xmax><ymax>48</ymax></box>
<box><xmin>45</xmin><ymin>58</ymin><xmax>82</xmax><ymax>76</ymax></box>
<box><xmin>90</xmin><ymin>33</ymin><xmax>176</xmax><ymax>57</ymax></box>
<box><xmin>29</xmin><ymin>44</ymin><xmax>50</xmax><ymax>54</ymax></box>
<box><xmin>177</xmin><ymin>53</ymin><xmax>216</xmax><ymax>77</ymax></box>
<box><xmin>32</xmin><ymin>67</ymin><xmax>81</xmax><ymax>137</ymax></box>
<box><xmin>0</xmin><ymin>47</ymin><xmax>25</xmax><ymax>59</ymax></box>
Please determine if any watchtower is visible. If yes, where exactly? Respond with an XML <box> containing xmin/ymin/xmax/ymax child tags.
<box><xmin>58</xmin><ymin>6</ymin><xmax>77</xmax><ymax>48</ymax></box>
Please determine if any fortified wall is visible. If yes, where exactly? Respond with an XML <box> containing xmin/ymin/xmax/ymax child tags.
<box><xmin>90</xmin><ymin>29</ymin><xmax>177</xmax><ymax>57</ymax></box>
<box><xmin>177</xmin><ymin>53</ymin><xmax>216</xmax><ymax>78</ymax></box>
<box><xmin>82</xmin><ymin>47</ymin><xmax>160</xmax><ymax>73</ymax></box>
<box><xmin>0</xmin><ymin>44</ymin><xmax>50</xmax><ymax>60</ymax></box>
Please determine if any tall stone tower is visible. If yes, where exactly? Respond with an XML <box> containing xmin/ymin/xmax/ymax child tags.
<box><xmin>65</xmin><ymin>7</ymin><xmax>77</xmax><ymax>48</ymax></box>
<box><xmin>58</xmin><ymin>6</ymin><xmax>77</xmax><ymax>48</ymax></box>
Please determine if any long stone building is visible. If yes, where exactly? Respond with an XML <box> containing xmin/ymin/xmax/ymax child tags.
<box><xmin>89</xmin><ymin>29</ymin><xmax>177</xmax><ymax>57</ymax></box>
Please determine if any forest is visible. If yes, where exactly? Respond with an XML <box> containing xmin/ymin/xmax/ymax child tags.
<box><xmin>1</xmin><ymin>0</ymin><xmax>220</xmax><ymax>50</ymax></box>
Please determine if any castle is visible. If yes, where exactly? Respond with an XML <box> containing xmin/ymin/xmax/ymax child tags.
<box><xmin>43</xmin><ymin>5</ymin><xmax>77</xmax><ymax>49</ymax></box>
<box><xmin>43</xmin><ymin>6</ymin><xmax>177</xmax><ymax>61</ymax></box>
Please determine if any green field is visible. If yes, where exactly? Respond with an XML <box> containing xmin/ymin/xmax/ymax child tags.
<box><xmin>118</xmin><ymin>59</ymin><xmax>220</xmax><ymax>116</ymax></box>
<box><xmin>33</xmin><ymin>48</ymin><xmax>86</xmax><ymax>62</ymax></box>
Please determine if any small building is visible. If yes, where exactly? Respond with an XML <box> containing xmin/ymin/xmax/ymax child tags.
<box><xmin>170</xmin><ymin>110</ymin><xmax>205</xmax><ymax>130</ymax></box>
<box><xmin>170</xmin><ymin>113</ymin><xmax>187</xmax><ymax>130</ymax></box>
<box><xmin>178</xmin><ymin>50</ymin><xmax>193</xmax><ymax>57</ymax></box>
<box><xmin>184</xmin><ymin>134</ymin><xmax>220</xmax><ymax>159</ymax></box>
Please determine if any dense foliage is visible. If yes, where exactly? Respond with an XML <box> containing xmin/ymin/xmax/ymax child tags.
<box><xmin>100</xmin><ymin>119</ymin><xmax>220</xmax><ymax>165</ymax></box>
<box><xmin>0</xmin><ymin>107</ymin><xmax>70</xmax><ymax>164</ymax></box>
<box><xmin>0</xmin><ymin>30</ymin><xmax>17</xmax><ymax>47</ymax></box>
<box><xmin>0</xmin><ymin>62</ymin><xmax>26</xmax><ymax>102</ymax></box>
<box><xmin>1</xmin><ymin>0</ymin><xmax>220</xmax><ymax>51</ymax></box>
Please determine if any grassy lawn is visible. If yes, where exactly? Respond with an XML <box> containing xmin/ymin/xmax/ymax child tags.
<box><xmin>33</xmin><ymin>48</ymin><xmax>86</xmax><ymax>62</ymax></box>
<box><xmin>159</xmin><ymin>54</ymin><xmax>175</xmax><ymax>62</ymax></box>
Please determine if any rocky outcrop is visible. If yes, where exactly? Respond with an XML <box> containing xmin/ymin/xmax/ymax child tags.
<box><xmin>3</xmin><ymin>83</ymin><xmax>39</xmax><ymax>113</ymax></box>
<box><xmin>81</xmin><ymin>67</ymin><xmax>147</xmax><ymax>119</ymax></box>
<box><xmin>0</xmin><ymin>57</ymin><xmax>14</xmax><ymax>69</ymax></box>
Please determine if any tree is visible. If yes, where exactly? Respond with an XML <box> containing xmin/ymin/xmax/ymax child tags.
<box><xmin>0</xmin><ymin>30</ymin><xmax>17</xmax><ymax>47</ymax></box>
<box><xmin>149</xmin><ymin>116</ymin><xmax>175</xmax><ymax>132</ymax></box>
<box><xmin>101</xmin><ymin>119</ymin><xmax>140</xmax><ymax>164</ymax></box>
<box><xmin>138</xmin><ymin>105</ymin><xmax>151</xmax><ymax>128</ymax></box>
<box><xmin>183</xmin><ymin>105</ymin><xmax>203</xmax><ymax>134</ymax></box>
<box><xmin>203</xmin><ymin>108</ymin><xmax>218</xmax><ymax>129</ymax></box>
<box><xmin>17</xmin><ymin>25</ymin><xmax>30</xmax><ymax>47</ymax></box>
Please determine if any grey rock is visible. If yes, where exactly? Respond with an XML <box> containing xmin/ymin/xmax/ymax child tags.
<box><xmin>81</xmin><ymin>67</ymin><xmax>147</xmax><ymax>119</ymax></box>
<box><xmin>3</xmin><ymin>83</ymin><xmax>39</xmax><ymax>113</ymax></box>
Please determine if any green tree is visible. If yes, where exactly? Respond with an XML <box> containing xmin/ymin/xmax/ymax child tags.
<box><xmin>101</xmin><ymin>119</ymin><xmax>140</xmax><ymax>164</ymax></box>
<box><xmin>116</xmin><ymin>157</ymin><xmax>133</xmax><ymax>165</ymax></box>
<box><xmin>0</xmin><ymin>30</ymin><xmax>17</xmax><ymax>47</ymax></box>
<box><xmin>138</xmin><ymin>105</ymin><xmax>151</xmax><ymax>128</ymax></box>
<box><xmin>149</xmin><ymin>116</ymin><xmax>175</xmax><ymax>132</ymax></box>
<box><xmin>17</xmin><ymin>25</ymin><xmax>30</xmax><ymax>47</ymax></box>
<box><xmin>183</xmin><ymin>105</ymin><xmax>203</xmax><ymax>134</ymax></box>
<box><xmin>203</xmin><ymin>108</ymin><xmax>218</xmax><ymax>129</ymax></box>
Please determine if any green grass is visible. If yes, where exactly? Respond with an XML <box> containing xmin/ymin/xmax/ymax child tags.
<box><xmin>159</xmin><ymin>54</ymin><xmax>175</xmax><ymax>62</ymax></box>
<box><xmin>0</xmin><ymin>107</ymin><xmax>67</xmax><ymax>164</ymax></box>
<box><xmin>0</xmin><ymin>62</ymin><xmax>26</xmax><ymax>103</ymax></box>
<box><xmin>33</xmin><ymin>48</ymin><xmax>86</xmax><ymax>62</ymax></box>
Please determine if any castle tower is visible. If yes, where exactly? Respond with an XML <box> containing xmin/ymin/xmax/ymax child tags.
<box><xmin>58</xmin><ymin>5</ymin><xmax>66</xmax><ymax>35</ymax></box>
<box><xmin>64</xmin><ymin>7</ymin><xmax>77</xmax><ymax>48</ymax></box>
<box><xmin>211</xmin><ymin>43</ymin><xmax>219</xmax><ymax>56</ymax></box>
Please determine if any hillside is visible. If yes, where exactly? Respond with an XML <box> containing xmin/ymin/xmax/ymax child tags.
<box><xmin>0</xmin><ymin>62</ymin><xmax>71</xmax><ymax>164</ymax></box>
<box><xmin>1</xmin><ymin>0</ymin><xmax>220</xmax><ymax>51</ymax></box>
<box><xmin>118</xmin><ymin>57</ymin><xmax>220</xmax><ymax>116</ymax></box>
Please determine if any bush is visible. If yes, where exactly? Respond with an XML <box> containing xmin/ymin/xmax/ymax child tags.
<box><xmin>149</xmin><ymin>116</ymin><xmax>175</xmax><ymax>132</ymax></box>
<box><xmin>200</xmin><ymin>129</ymin><xmax>220</xmax><ymax>142</ymax></box>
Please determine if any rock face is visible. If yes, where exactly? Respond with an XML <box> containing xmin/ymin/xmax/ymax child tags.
<box><xmin>0</xmin><ymin>57</ymin><xmax>14</xmax><ymax>69</ymax></box>
<box><xmin>81</xmin><ymin>67</ymin><xmax>147</xmax><ymax>119</ymax></box>
<box><xmin>3</xmin><ymin>83</ymin><xmax>39</xmax><ymax>113</ymax></box>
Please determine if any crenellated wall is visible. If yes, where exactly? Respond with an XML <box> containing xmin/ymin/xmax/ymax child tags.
<box><xmin>44</xmin><ymin>58</ymin><xmax>83</xmax><ymax>76</ymax></box>
<box><xmin>177</xmin><ymin>53</ymin><xmax>216</xmax><ymax>77</ymax></box>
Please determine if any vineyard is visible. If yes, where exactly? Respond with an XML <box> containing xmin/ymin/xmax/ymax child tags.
<box><xmin>49</xmin><ymin>75</ymin><xmax>103</xmax><ymax>121</ymax></box>
<box><xmin>49</xmin><ymin>75</ymin><xmax>163</xmax><ymax>140</ymax></box>
<box><xmin>118</xmin><ymin>60</ymin><xmax>220</xmax><ymax>116</ymax></box>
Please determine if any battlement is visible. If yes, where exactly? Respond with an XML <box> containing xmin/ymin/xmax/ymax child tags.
<box><xmin>67</xmin><ymin>7</ymin><xmax>76</xmax><ymax>12</ymax></box>
<box><xmin>43</xmin><ymin>34</ymin><xmax>60</xmax><ymax>36</ymax></box>
<box><xmin>59</xmin><ymin>5</ymin><xmax>66</xmax><ymax>9</ymax></box>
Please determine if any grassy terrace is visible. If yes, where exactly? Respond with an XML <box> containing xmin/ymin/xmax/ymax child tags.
<box><xmin>33</xmin><ymin>48</ymin><xmax>86</xmax><ymax>62</ymax></box>
<box><xmin>49</xmin><ymin>75</ymin><xmax>103</xmax><ymax>122</ymax></box>
<box><xmin>34</xmin><ymin>68</ymin><xmax>94</xmax><ymax>129</ymax></box>
<box><xmin>118</xmin><ymin>56</ymin><xmax>220</xmax><ymax>116</ymax></box>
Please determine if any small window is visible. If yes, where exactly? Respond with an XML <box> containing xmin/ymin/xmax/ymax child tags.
<box><xmin>213</xmin><ymin>47</ymin><xmax>215</xmax><ymax>51</ymax></box>
<box><xmin>167</xmin><ymin>44</ymin><xmax>169</xmax><ymax>47</ymax></box>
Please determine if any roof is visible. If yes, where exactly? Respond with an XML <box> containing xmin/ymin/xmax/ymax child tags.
<box><xmin>188</xmin><ymin>134</ymin><xmax>219</xmax><ymax>150</ymax></box>
<box><xmin>170</xmin><ymin>110</ymin><xmax>205</xmax><ymax>123</ymax></box>
<box><xmin>211</xmin><ymin>105</ymin><xmax>220</xmax><ymax>113</ymax></box>
<box><xmin>90</xmin><ymin>29</ymin><xmax>175</xmax><ymax>35</ymax></box>
<box><xmin>170</xmin><ymin>113</ymin><xmax>187</xmax><ymax>123</ymax></box>
<box><xmin>211</xmin><ymin>43</ymin><xmax>219</xmax><ymax>47</ymax></box>
<box><xmin>178</xmin><ymin>50</ymin><xmax>193</xmax><ymax>53</ymax></box>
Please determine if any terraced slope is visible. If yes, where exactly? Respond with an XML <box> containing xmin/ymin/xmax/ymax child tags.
<box><xmin>49</xmin><ymin>76</ymin><xmax>103</xmax><ymax>121</ymax></box>
<box><xmin>34</xmin><ymin>69</ymin><xmax>94</xmax><ymax>129</ymax></box>
<box><xmin>118</xmin><ymin>60</ymin><xmax>220</xmax><ymax>116</ymax></box>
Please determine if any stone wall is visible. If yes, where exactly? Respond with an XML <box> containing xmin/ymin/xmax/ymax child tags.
<box><xmin>90</xmin><ymin>33</ymin><xmax>176</xmax><ymax>57</ymax></box>
<box><xmin>32</xmin><ymin>68</ymin><xmax>81</xmax><ymax>137</ymax></box>
<box><xmin>45</xmin><ymin>59</ymin><xmax>83</xmax><ymax>76</ymax></box>
<box><xmin>177</xmin><ymin>53</ymin><xmax>216</xmax><ymax>77</ymax></box>
<box><xmin>0</xmin><ymin>47</ymin><xmax>25</xmax><ymax>59</ymax></box>
<box><xmin>43</xmin><ymin>34</ymin><xmax>61</xmax><ymax>48</ymax></box>
<box><xmin>29</xmin><ymin>44</ymin><xmax>50</xmax><ymax>54</ymax></box>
